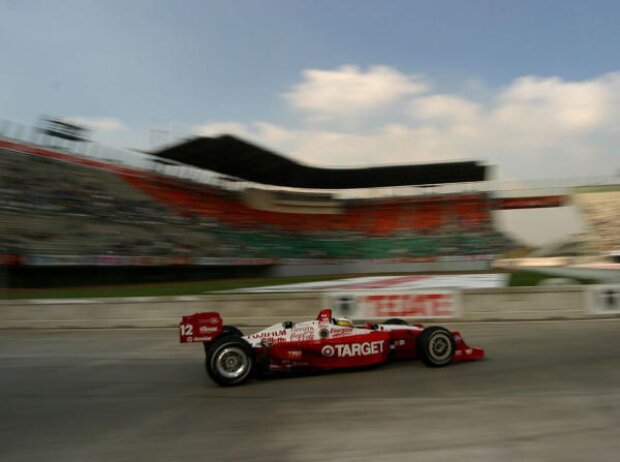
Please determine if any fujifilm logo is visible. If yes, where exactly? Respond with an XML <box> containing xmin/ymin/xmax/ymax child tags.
<box><xmin>322</xmin><ymin>341</ymin><xmax>385</xmax><ymax>358</ymax></box>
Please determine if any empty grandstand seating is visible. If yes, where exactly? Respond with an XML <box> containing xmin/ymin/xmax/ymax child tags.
<box><xmin>573</xmin><ymin>187</ymin><xmax>620</xmax><ymax>253</ymax></box>
<box><xmin>120</xmin><ymin>172</ymin><xmax>509</xmax><ymax>258</ymax></box>
<box><xmin>0</xmin><ymin>142</ymin><xmax>513</xmax><ymax>260</ymax></box>
<box><xmin>0</xmin><ymin>148</ymin><xmax>219</xmax><ymax>256</ymax></box>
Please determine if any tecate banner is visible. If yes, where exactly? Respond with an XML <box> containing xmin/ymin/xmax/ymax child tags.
<box><xmin>324</xmin><ymin>289</ymin><xmax>462</xmax><ymax>320</ymax></box>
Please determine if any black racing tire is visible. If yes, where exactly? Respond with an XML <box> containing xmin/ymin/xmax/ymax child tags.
<box><xmin>203</xmin><ymin>326</ymin><xmax>244</xmax><ymax>360</ymax></box>
<box><xmin>205</xmin><ymin>336</ymin><xmax>254</xmax><ymax>386</ymax></box>
<box><xmin>416</xmin><ymin>326</ymin><xmax>456</xmax><ymax>367</ymax></box>
<box><xmin>383</xmin><ymin>318</ymin><xmax>409</xmax><ymax>326</ymax></box>
<box><xmin>222</xmin><ymin>325</ymin><xmax>244</xmax><ymax>337</ymax></box>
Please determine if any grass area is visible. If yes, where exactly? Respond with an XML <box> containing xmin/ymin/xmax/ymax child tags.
<box><xmin>507</xmin><ymin>270</ymin><xmax>595</xmax><ymax>286</ymax></box>
<box><xmin>1</xmin><ymin>270</ymin><xmax>594</xmax><ymax>300</ymax></box>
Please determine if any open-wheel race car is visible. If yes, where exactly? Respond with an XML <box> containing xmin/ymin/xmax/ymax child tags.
<box><xmin>180</xmin><ymin>309</ymin><xmax>484</xmax><ymax>386</ymax></box>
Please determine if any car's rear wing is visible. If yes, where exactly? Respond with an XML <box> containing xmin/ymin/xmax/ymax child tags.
<box><xmin>179</xmin><ymin>312</ymin><xmax>223</xmax><ymax>343</ymax></box>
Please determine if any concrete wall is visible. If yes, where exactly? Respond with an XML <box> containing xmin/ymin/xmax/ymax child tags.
<box><xmin>461</xmin><ymin>286</ymin><xmax>585</xmax><ymax>321</ymax></box>
<box><xmin>1</xmin><ymin>285</ymin><xmax>616</xmax><ymax>329</ymax></box>
<box><xmin>0</xmin><ymin>293</ymin><xmax>322</xmax><ymax>329</ymax></box>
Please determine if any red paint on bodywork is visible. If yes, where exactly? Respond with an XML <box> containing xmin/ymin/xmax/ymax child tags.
<box><xmin>266</xmin><ymin>332</ymin><xmax>391</xmax><ymax>369</ymax></box>
<box><xmin>179</xmin><ymin>312</ymin><xmax>222</xmax><ymax>343</ymax></box>
<box><xmin>317</xmin><ymin>308</ymin><xmax>333</xmax><ymax>322</ymax></box>
<box><xmin>180</xmin><ymin>310</ymin><xmax>485</xmax><ymax>376</ymax></box>
<box><xmin>389</xmin><ymin>329</ymin><xmax>417</xmax><ymax>360</ymax></box>
<box><xmin>451</xmin><ymin>330</ymin><xmax>485</xmax><ymax>362</ymax></box>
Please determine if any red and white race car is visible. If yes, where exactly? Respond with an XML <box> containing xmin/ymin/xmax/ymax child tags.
<box><xmin>180</xmin><ymin>308</ymin><xmax>484</xmax><ymax>386</ymax></box>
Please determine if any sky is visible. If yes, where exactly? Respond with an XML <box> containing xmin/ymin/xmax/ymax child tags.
<box><xmin>1</xmin><ymin>0</ymin><xmax>619</xmax><ymax>245</ymax></box>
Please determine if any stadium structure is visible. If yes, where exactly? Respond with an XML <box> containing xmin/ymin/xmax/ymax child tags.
<box><xmin>0</xmin><ymin>119</ymin><xmax>618</xmax><ymax>287</ymax></box>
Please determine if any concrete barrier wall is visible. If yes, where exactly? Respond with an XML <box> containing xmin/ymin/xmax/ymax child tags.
<box><xmin>0</xmin><ymin>285</ymin><xmax>616</xmax><ymax>329</ymax></box>
<box><xmin>461</xmin><ymin>286</ymin><xmax>585</xmax><ymax>321</ymax></box>
<box><xmin>0</xmin><ymin>293</ymin><xmax>323</xmax><ymax>329</ymax></box>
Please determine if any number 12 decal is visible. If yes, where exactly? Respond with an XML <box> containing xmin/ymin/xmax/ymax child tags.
<box><xmin>180</xmin><ymin>324</ymin><xmax>193</xmax><ymax>336</ymax></box>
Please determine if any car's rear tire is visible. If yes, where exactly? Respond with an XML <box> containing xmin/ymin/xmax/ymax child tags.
<box><xmin>416</xmin><ymin>326</ymin><xmax>455</xmax><ymax>367</ymax></box>
<box><xmin>384</xmin><ymin>318</ymin><xmax>409</xmax><ymax>325</ymax></box>
<box><xmin>222</xmin><ymin>325</ymin><xmax>243</xmax><ymax>337</ymax></box>
<box><xmin>205</xmin><ymin>336</ymin><xmax>254</xmax><ymax>386</ymax></box>
<box><xmin>203</xmin><ymin>325</ymin><xmax>244</xmax><ymax>359</ymax></box>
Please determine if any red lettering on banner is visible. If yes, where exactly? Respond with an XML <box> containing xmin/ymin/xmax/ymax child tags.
<box><xmin>363</xmin><ymin>293</ymin><xmax>455</xmax><ymax>317</ymax></box>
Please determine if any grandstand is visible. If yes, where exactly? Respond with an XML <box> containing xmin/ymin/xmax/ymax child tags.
<box><xmin>0</xmin><ymin>148</ymin><xmax>219</xmax><ymax>258</ymax></box>
<box><xmin>0</xmin><ymin>144</ymin><xmax>509</xmax><ymax>262</ymax></box>
<box><xmin>573</xmin><ymin>185</ymin><xmax>620</xmax><ymax>254</ymax></box>
<box><xmin>1</xmin><ymin>119</ymin><xmax>616</xmax><ymax>287</ymax></box>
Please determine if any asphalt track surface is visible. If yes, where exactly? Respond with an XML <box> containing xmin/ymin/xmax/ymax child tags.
<box><xmin>1</xmin><ymin>320</ymin><xmax>620</xmax><ymax>462</ymax></box>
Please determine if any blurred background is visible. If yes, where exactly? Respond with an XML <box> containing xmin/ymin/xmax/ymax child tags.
<box><xmin>1</xmin><ymin>1</ymin><xmax>619</xmax><ymax>292</ymax></box>
<box><xmin>0</xmin><ymin>113</ymin><xmax>617</xmax><ymax>290</ymax></box>
<box><xmin>1</xmin><ymin>2</ymin><xmax>619</xmax><ymax>462</ymax></box>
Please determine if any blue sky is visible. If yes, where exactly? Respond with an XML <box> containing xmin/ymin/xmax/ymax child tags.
<box><xmin>2</xmin><ymin>1</ymin><xmax>618</xmax><ymax>126</ymax></box>
<box><xmin>1</xmin><ymin>0</ymin><xmax>619</xmax><ymax>243</ymax></box>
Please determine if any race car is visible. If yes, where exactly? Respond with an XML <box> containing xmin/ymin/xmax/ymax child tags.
<box><xmin>180</xmin><ymin>308</ymin><xmax>484</xmax><ymax>386</ymax></box>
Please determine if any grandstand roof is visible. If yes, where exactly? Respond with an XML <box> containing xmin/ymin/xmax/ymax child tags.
<box><xmin>152</xmin><ymin>135</ymin><xmax>487</xmax><ymax>189</ymax></box>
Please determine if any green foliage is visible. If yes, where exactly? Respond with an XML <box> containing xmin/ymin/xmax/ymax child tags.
<box><xmin>508</xmin><ymin>270</ymin><xmax>595</xmax><ymax>286</ymax></box>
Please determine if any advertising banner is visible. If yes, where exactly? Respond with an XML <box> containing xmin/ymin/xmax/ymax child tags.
<box><xmin>0</xmin><ymin>254</ymin><xmax>21</xmax><ymax>265</ymax></box>
<box><xmin>324</xmin><ymin>288</ymin><xmax>462</xmax><ymax>320</ymax></box>
<box><xmin>24</xmin><ymin>255</ymin><xmax>91</xmax><ymax>266</ymax></box>
<box><xmin>93</xmin><ymin>255</ymin><xmax>131</xmax><ymax>266</ymax></box>
<box><xmin>584</xmin><ymin>284</ymin><xmax>620</xmax><ymax>315</ymax></box>
<box><xmin>495</xmin><ymin>196</ymin><xmax>566</xmax><ymax>210</ymax></box>
<box><xmin>194</xmin><ymin>257</ymin><xmax>275</xmax><ymax>266</ymax></box>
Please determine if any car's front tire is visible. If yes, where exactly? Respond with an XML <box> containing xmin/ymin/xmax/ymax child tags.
<box><xmin>416</xmin><ymin>326</ymin><xmax>456</xmax><ymax>367</ymax></box>
<box><xmin>205</xmin><ymin>336</ymin><xmax>254</xmax><ymax>386</ymax></box>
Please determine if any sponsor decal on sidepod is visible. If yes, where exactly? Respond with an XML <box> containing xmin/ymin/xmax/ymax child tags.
<box><xmin>321</xmin><ymin>341</ymin><xmax>384</xmax><ymax>358</ymax></box>
<box><xmin>199</xmin><ymin>326</ymin><xmax>219</xmax><ymax>334</ymax></box>
<box><xmin>248</xmin><ymin>329</ymin><xmax>287</xmax><ymax>339</ymax></box>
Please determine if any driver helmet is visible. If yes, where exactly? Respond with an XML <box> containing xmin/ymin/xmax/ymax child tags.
<box><xmin>333</xmin><ymin>316</ymin><xmax>353</xmax><ymax>328</ymax></box>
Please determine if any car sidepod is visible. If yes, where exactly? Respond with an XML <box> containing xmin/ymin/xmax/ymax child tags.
<box><xmin>265</xmin><ymin>331</ymin><xmax>392</xmax><ymax>370</ymax></box>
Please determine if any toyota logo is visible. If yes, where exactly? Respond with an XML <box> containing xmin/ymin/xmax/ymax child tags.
<box><xmin>321</xmin><ymin>345</ymin><xmax>335</xmax><ymax>357</ymax></box>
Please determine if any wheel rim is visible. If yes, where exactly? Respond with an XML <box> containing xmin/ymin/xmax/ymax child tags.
<box><xmin>428</xmin><ymin>332</ymin><xmax>453</xmax><ymax>362</ymax></box>
<box><xmin>215</xmin><ymin>347</ymin><xmax>249</xmax><ymax>379</ymax></box>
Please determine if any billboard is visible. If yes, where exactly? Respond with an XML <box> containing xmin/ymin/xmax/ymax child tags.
<box><xmin>584</xmin><ymin>284</ymin><xmax>620</xmax><ymax>315</ymax></box>
<box><xmin>324</xmin><ymin>289</ymin><xmax>462</xmax><ymax>320</ymax></box>
<box><xmin>495</xmin><ymin>196</ymin><xmax>566</xmax><ymax>210</ymax></box>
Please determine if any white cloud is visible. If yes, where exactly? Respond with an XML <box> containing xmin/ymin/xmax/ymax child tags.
<box><xmin>283</xmin><ymin>65</ymin><xmax>428</xmax><ymax>123</ymax></box>
<box><xmin>493</xmin><ymin>75</ymin><xmax>614</xmax><ymax>133</ymax></box>
<box><xmin>67</xmin><ymin>116</ymin><xmax>126</xmax><ymax>132</ymax></box>
<box><xmin>196</xmin><ymin>71</ymin><xmax>620</xmax><ymax>183</ymax></box>
<box><xmin>186</xmin><ymin>70</ymin><xmax>620</xmax><ymax>247</ymax></box>
<box><xmin>408</xmin><ymin>94</ymin><xmax>481</xmax><ymax>123</ymax></box>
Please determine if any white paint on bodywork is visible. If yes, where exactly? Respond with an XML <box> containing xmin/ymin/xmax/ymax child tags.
<box><xmin>242</xmin><ymin>319</ymin><xmax>423</xmax><ymax>347</ymax></box>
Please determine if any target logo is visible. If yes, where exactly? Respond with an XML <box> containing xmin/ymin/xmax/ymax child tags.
<box><xmin>321</xmin><ymin>345</ymin><xmax>335</xmax><ymax>357</ymax></box>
